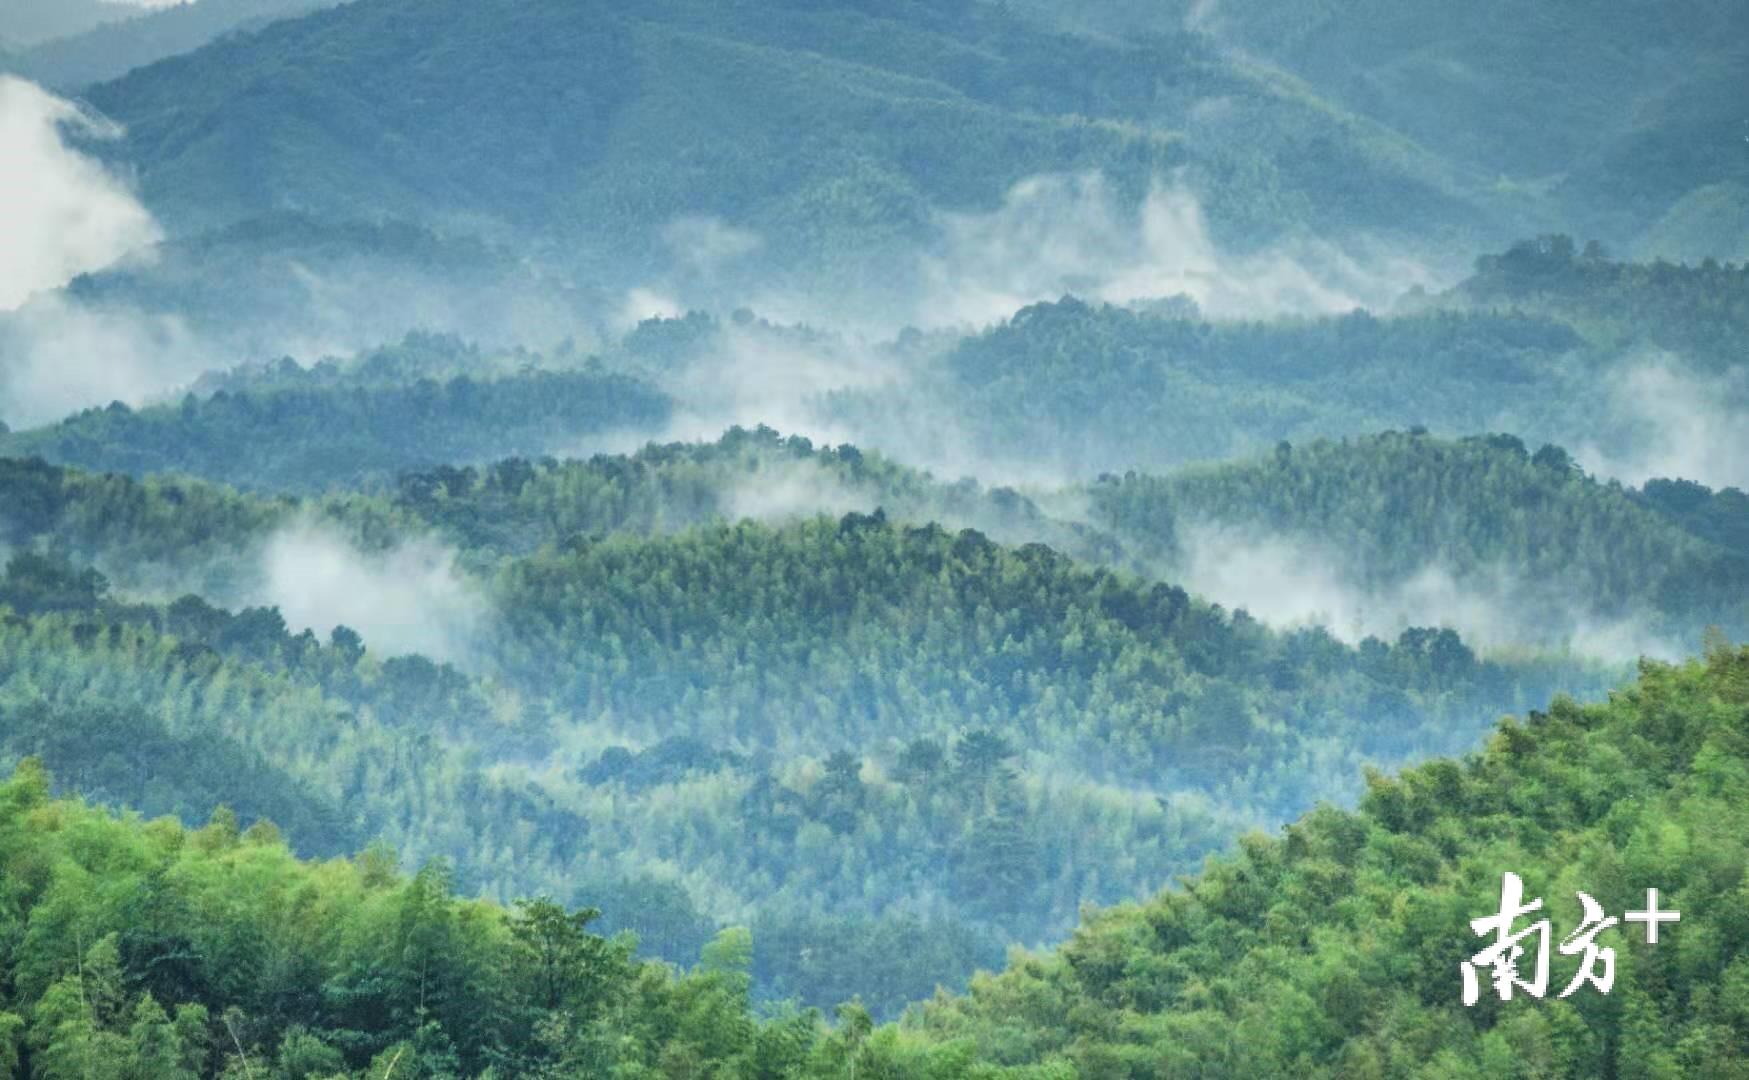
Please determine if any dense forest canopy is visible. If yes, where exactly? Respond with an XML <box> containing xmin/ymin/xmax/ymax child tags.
<box><xmin>78</xmin><ymin>0</ymin><xmax>1475</xmax><ymax>261</ymax></box>
<box><xmin>0</xmin><ymin>441</ymin><xmax>1629</xmax><ymax>1015</ymax></box>
<box><xmin>901</xmin><ymin>643</ymin><xmax>1749</xmax><ymax>1076</ymax></box>
<box><xmin>1</xmin><ymin>644</ymin><xmax>1743</xmax><ymax>1077</ymax></box>
<box><xmin>822</xmin><ymin>244</ymin><xmax>1749</xmax><ymax>484</ymax></box>
<box><xmin>6</xmin><ymin>0</ymin><xmax>341</xmax><ymax>89</ymax></box>
<box><xmin>2</xmin><ymin>0</ymin><xmax>1746</xmax><ymax>1072</ymax></box>
<box><xmin>1083</xmin><ymin>431</ymin><xmax>1749</xmax><ymax>648</ymax></box>
<box><xmin>0</xmin><ymin>361</ymin><xmax>670</xmax><ymax>494</ymax></box>
<box><xmin>1443</xmin><ymin>235</ymin><xmax>1749</xmax><ymax>370</ymax></box>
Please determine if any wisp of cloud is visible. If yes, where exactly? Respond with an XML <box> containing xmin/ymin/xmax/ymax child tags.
<box><xmin>0</xmin><ymin>76</ymin><xmax>159</xmax><ymax>311</ymax></box>
<box><xmin>258</xmin><ymin>520</ymin><xmax>488</xmax><ymax>664</ymax></box>
<box><xmin>916</xmin><ymin>173</ymin><xmax>1440</xmax><ymax>328</ymax></box>
<box><xmin>1575</xmin><ymin>356</ymin><xmax>1749</xmax><ymax>492</ymax></box>
<box><xmin>0</xmin><ymin>77</ymin><xmax>224</xmax><ymax>429</ymax></box>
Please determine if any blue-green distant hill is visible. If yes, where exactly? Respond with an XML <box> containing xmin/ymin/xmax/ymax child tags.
<box><xmin>81</xmin><ymin>0</ymin><xmax>1482</xmax><ymax>266</ymax></box>
<box><xmin>1015</xmin><ymin>0</ymin><xmax>1749</xmax><ymax>260</ymax></box>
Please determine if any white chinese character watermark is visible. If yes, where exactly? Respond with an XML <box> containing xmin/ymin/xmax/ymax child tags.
<box><xmin>1461</xmin><ymin>873</ymin><xmax>1677</xmax><ymax>1005</ymax></box>
<box><xmin>1555</xmin><ymin>891</ymin><xmax>1616</xmax><ymax>998</ymax></box>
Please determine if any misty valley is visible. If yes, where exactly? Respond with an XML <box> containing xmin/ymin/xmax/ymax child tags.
<box><xmin>1</xmin><ymin>0</ymin><xmax>1748</xmax><ymax>1077</ymax></box>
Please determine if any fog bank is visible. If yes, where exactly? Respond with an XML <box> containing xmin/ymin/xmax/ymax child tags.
<box><xmin>257</xmin><ymin>521</ymin><xmax>488</xmax><ymax>664</ymax></box>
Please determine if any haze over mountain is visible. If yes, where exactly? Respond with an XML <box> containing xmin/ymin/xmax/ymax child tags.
<box><xmin>8</xmin><ymin>0</ymin><xmax>341</xmax><ymax>89</ymax></box>
<box><xmin>0</xmin><ymin>0</ymin><xmax>143</xmax><ymax>50</ymax></box>
<box><xmin>76</xmin><ymin>0</ymin><xmax>1483</xmax><ymax>282</ymax></box>
<box><xmin>1014</xmin><ymin>0</ymin><xmax>1749</xmax><ymax>262</ymax></box>
<box><xmin>2</xmin><ymin>0</ymin><xmax>1747</xmax><ymax>1073</ymax></box>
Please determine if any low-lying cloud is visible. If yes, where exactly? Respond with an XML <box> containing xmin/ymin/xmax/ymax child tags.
<box><xmin>1173</xmin><ymin>521</ymin><xmax>1683</xmax><ymax>661</ymax></box>
<box><xmin>0</xmin><ymin>296</ymin><xmax>214</xmax><ymax>430</ymax></box>
<box><xmin>1575</xmin><ymin>357</ymin><xmax>1749</xmax><ymax>492</ymax></box>
<box><xmin>257</xmin><ymin>521</ymin><xmax>488</xmax><ymax>664</ymax></box>
<box><xmin>585</xmin><ymin>174</ymin><xmax>1447</xmax><ymax>485</ymax></box>
<box><xmin>661</xmin><ymin>216</ymin><xmax>764</xmax><ymax>276</ymax></box>
<box><xmin>916</xmin><ymin>173</ymin><xmax>1439</xmax><ymax>328</ymax></box>
<box><xmin>642</xmin><ymin>323</ymin><xmax>901</xmax><ymax>452</ymax></box>
<box><xmin>0</xmin><ymin>76</ymin><xmax>159</xmax><ymax>311</ymax></box>
<box><xmin>0</xmin><ymin>77</ymin><xmax>213</xmax><ymax>429</ymax></box>
<box><xmin>720</xmin><ymin>457</ymin><xmax>874</xmax><ymax>525</ymax></box>
<box><xmin>621</xmin><ymin>174</ymin><xmax>1435</xmax><ymax>338</ymax></box>
<box><xmin>613</xmin><ymin>215</ymin><xmax>765</xmax><ymax>334</ymax></box>
<box><xmin>0</xmin><ymin>76</ymin><xmax>606</xmax><ymax>433</ymax></box>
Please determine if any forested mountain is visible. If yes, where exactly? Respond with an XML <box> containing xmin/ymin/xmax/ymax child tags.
<box><xmin>1011</xmin><ymin>0</ymin><xmax>1749</xmax><ymax>261</ymax></box>
<box><xmin>15</xmin><ymin>406</ymin><xmax>1738</xmax><ymax>656</ymax></box>
<box><xmin>0</xmin><ymin>413</ymin><xmax>1123</xmax><ymax>563</ymax></box>
<box><xmin>9</xmin><ymin>0</ymin><xmax>340</xmax><ymax>89</ymax></box>
<box><xmin>14</xmin><ymin>238</ymin><xmax>1737</xmax><ymax>495</ymax></box>
<box><xmin>823</xmin><ymin>237</ymin><xmax>1748</xmax><ymax>487</ymax></box>
<box><xmin>5</xmin><ymin>0</ymin><xmax>1744</xmax><ymax>1065</ymax></box>
<box><xmin>484</xmin><ymin>511</ymin><xmax>1587</xmax><ymax>784</ymax></box>
<box><xmin>0</xmin><ymin>355</ymin><xmax>669</xmax><ymax>493</ymax></box>
<box><xmin>1083</xmin><ymin>431</ymin><xmax>1749</xmax><ymax>649</ymax></box>
<box><xmin>896</xmin><ymin>643</ymin><xmax>1749</xmax><ymax>1077</ymax></box>
<box><xmin>0</xmin><ymin>447</ymin><xmax>1624</xmax><ymax>1015</ymax></box>
<box><xmin>79</xmin><ymin>0</ymin><xmax>1479</xmax><ymax>267</ymax></box>
<box><xmin>830</xmin><ymin>298</ymin><xmax>1585</xmax><ymax>474</ymax></box>
<box><xmin>1438</xmin><ymin>235</ymin><xmax>1749</xmax><ymax>371</ymax></box>
<box><xmin>1</xmin><ymin>640</ymin><xmax>1741</xmax><ymax>1076</ymax></box>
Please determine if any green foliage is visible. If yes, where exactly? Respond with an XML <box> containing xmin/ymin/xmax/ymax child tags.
<box><xmin>4</xmin><ymin>650</ymin><xmax>1744</xmax><ymax>1076</ymax></box>
<box><xmin>83</xmin><ymin>0</ymin><xmax>1476</xmax><ymax>261</ymax></box>
<box><xmin>1451</xmin><ymin>236</ymin><xmax>1749</xmax><ymax>369</ymax></box>
<box><xmin>0</xmin><ymin>442</ymin><xmax>1622</xmax><ymax>1017</ymax></box>
<box><xmin>0</xmin><ymin>361</ymin><xmax>669</xmax><ymax>495</ymax></box>
<box><xmin>383</xmin><ymin>423</ymin><xmax>1130</xmax><ymax>566</ymax></box>
<box><xmin>831</xmin><ymin>296</ymin><xmax>1591</xmax><ymax>475</ymax></box>
<box><xmin>1084</xmin><ymin>430</ymin><xmax>1749</xmax><ymax>640</ymax></box>
<box><xmin>899</xmin><ymin>645</ymin><xmax>1749</xmax><ymax>1078</ymax></box>
<box><xmin>830</xmin><ymin>239</ymin><xmax>1747</xmax><ymax>481</ymax></box>
<box><xmin>490</xmin><ymin>511</ymin><xmax>1587</xmax><ymax>785</ymax></box>
<box><xmin>0</xmin><ymin>765</ymin><xmax>824</xmax><ymax>1077</ymax></box>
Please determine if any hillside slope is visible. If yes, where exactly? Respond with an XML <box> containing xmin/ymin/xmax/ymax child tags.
<box><xmin>891</xmin><ymin>643</ymin><xmax>1749</xmax><ymax>1076</ymax></box>
<box><xmin>1087</xmin><ymin>432</ymin><xmax>1749</xmax><ymax>648</ymax></box>
<box><xmin>3</xmin><ymin>639</ymin><xmax>1741</xmax><ymax>1076</ymax></box>
<box><xmin>11</xmin><ymin>0</ymin><xmax>340</xmax><ymax>88</ymax></box>
<box><xmin>0</xmin><ymin>451</ymin><xmax>1617</xmax><ymax>1014</ymax></box>
<box><xmin>81</xmin><ymin>0</ymin><xmax>1481</xmax><ymax>267</ymax></box>
<box><xmin>1012</xmin><ymin>0</ymin><xmax>1749</xmax><ymax>256</ymax></box>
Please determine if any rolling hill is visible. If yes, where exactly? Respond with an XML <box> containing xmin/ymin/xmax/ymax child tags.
<box><xmin>0</xmin><ymin>447</ymin><xmax>1620</xmax><ymax>1013</ymax></box>
<box><xmin>0</xmin><ymin>347</ymin><xmax>670</xmax><ymax>494</ymax></box>
<box><xmin>900</xmin><ymin>644</ymin><xmax>1749</xmax><ymax>1077</ymax></box>
<box><xmin>9</xmin><ymin>0</ymin><xmax>340</xmax><ymax>88</ymax></box>
<box><xmin>1</xmin><ymin>635</ymin><xmax>1739</xmax><ymax>1075</ymax></box>
<box><xmin>1085</xmin><ymin>431</ymin><xmax>1749</xmax><ymax>651</ymax></box>
<box><xmin>79</xmin><ymin>0</ymin><xmax>1484</xmax><ymax>273</ymax></box>
<box><xmin>1012</xmin><ymin>0</ymin><xmax>1749</xmax><ymax>258</ymax></box>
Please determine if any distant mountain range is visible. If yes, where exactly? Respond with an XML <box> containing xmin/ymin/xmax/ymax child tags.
<box><xmin>9</xmin><ymin>0</ymin><xmax>341</xmax><ymax>88</ymax></box>
<box><xmin>71</xmin><ymin>0</ymin><xmax>1484</xmax><ymax>273</ymax></box>
<box><xmin>2</xmin><ymin>0</ymin><xmax>142</xmax><ymax>50</ymax></box>
<box><xmin>1016</xmin><ymin>0</ymin><xmax>1749</xmax><ymax>261</ymax></box>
